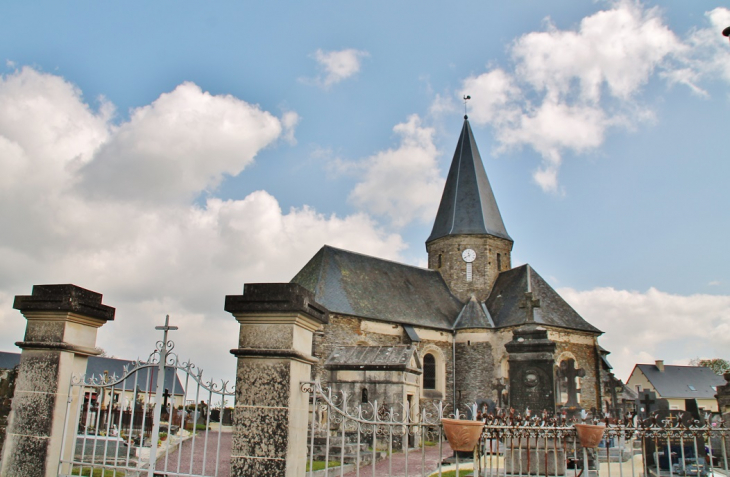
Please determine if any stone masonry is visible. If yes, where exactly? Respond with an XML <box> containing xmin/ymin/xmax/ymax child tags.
<box><xmin>1</xmin><ymin>284</ymin><xmax>115</xmax><ymax>477</ymax></box>
<box><xmin>427</xmin><ymin>235</ymin><xmax>513</xmax><ymax>303</ymax></box>
<box><xmin>225</xmin><ymin>282</ymin><xmax>329</xmax><ymax>477</ymax></box>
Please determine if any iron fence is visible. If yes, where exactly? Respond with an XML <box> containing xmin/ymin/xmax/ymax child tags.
<box><xmin>302</xmin><ymin>382</ymin><xmax>730</xmax><ymax>477</ymax></box>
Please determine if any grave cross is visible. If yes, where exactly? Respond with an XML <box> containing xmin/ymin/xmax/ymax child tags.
<box><xmin>162</xmin><ymin>388</ymin><xmax>171</xmax><ymax>410</ymax></box>
<box><xmin>494</xmin><ymin>379</ymin><xmax>507</xmax><ymax>407</ymax></box>
<box><xmin>638</xmin><ymin>390</ymin><xmax>657</xmax><ymax>417</ymax></box>
<box><xmin>518</xmin><ymin>292</ymin><xmax>541</xmax><ymax>323</ymax></box>
<box><xmin>559</xmin><ymin>359</ymin><xmax>585</xmax><ymax>408</ymax></box>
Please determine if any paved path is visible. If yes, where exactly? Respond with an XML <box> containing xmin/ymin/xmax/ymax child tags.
<box><xmin>153</xmin><ymin>429</ymin><xmax>451</xmax><ymax>477</ymax></box>
<box><xmin>340</xmin><ymin>442</ymin><xmax>454</xmax><ymax>477</ymax></box>
<box><xmin>154</xmin><ymin>430</ymin><xmax>232</xmax><ymax>477</ymax></box>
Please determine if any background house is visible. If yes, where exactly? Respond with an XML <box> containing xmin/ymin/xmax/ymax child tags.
<box><xmin>627</xmin><ymin>360</ymin><xmax>725</xmax><ymax>413</ymax></box>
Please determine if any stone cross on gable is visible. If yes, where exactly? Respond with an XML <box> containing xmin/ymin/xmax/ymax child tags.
<box><xmin>519</xmin><ymin>291</ymin><xmax>541</xmax><ymax>323</ymax></box>
<box><xmin>637</xmin><ymin>390</ymin><xmax>657</xmax><ymax>417</ymax></box>
<box><xmin>559</xmin><ymin>359</ymin><xmax>585</xmax><ymax>408</ymax></box>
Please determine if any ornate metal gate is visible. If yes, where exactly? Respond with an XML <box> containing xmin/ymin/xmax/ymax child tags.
<box><xmin>57</xmin><ymin>316</ymin><xmax>234</xmax><ymax>477</ymax></box>
<box><xmin>302</xmin><ymin>380</ymin><xmax>459</xmax><ymax>477</ymax></box>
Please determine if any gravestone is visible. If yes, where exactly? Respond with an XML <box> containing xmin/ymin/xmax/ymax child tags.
<box><xmin>504</xmin><ymin>324</ymin><xmax>565</xmax><ymax>476</ymax></box>
<box><xmin>505</xmin><ymin>324</ymin><xmax>557</xmax><ymax>414</ymax></box>
<box><xmin>558</xmin><ymin>359</ymin><xmax>586</xmax><ymax>419</ymax></box>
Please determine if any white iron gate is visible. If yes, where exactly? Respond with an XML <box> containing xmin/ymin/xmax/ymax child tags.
<box><xmin>58</xmin><ymin>316</ymin><xmax>235</xmax><ymax>477</ymax></box>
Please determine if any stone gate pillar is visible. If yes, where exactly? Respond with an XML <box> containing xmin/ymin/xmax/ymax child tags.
<box><xmin>0</xmin><ymin>284</ymin><xmax>115</xmax><ymax>477</ymax></box>
<box><xmin>225</xmin><ymin>283</ymin><xmax>328</xmax><ymax>477</ymax></box>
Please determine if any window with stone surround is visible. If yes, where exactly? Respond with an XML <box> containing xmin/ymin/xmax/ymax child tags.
<box><xmin>423</xmin><ymin>354</ymin><xmax>436</xmax><ymax>389</ymax></box>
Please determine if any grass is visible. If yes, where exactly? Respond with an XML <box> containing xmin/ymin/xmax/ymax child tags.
<box><xmin>430</xmin><ymin>470</ymin><xmax>472</xmax><ymax>477</ymax></box>
<box><xmin>306</xmin><ymin>460</ymin><xmax>341</xmax><ymax>471</ymax></box>
<box><xmin>73</xmin><ymin>468</ymin><xmax>125</xmax><ymax>477</ymax></box>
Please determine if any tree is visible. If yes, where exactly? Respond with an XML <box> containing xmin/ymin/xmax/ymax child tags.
<box><xmin>689</xmin><ymin>358</ymin><xmax>730</xmax><ymax>375</ymax></box>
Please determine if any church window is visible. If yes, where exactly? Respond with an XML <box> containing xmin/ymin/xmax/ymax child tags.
<box><xmin>466</xmin><ymin>263</ymin><xmax>473</xmax><ymax>282</ymax></box>
<box><xmin>362</xmin><ymin>388</ymin><xmax>369</xmax><ymax>404</ymax></box>
<box><xmin>423</xmin><ymin>354</ymin><xmax>436</xmax><ymax>390</ymax></box>
<box><xmin>497</xmin><ymin>253</ymin><xmax>502</xmax><ymax>271</ymax></box>
<box><xmin>438</xmin><ymin>253</ymin><xmax>442</xmax><ymax>268</ymax></box>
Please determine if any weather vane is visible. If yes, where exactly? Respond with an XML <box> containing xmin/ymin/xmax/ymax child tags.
<box><xmin>463</xmin><ymin>94</ymin><xmax>471</xmax><ymax>118</ymax></box>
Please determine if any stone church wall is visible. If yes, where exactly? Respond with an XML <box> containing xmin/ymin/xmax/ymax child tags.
<box><xmin>426</xmin><ymin>235</ymin><xmax>513</xmax><ymax>302</ymax></box>
<box><xmin>311</xmin><ymin>314</ymin><xmax>456</xmax><ymax>410</ymax></box>
<box><xmin>454</xmin><ymin>334</ymin><xmax>495</xmax><ymax>410</ymax></box>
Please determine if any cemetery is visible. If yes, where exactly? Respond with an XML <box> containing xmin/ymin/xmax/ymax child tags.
<box><xmin>0</xmin><ymin>115</ymin><xmax>729</xmax><ymax>477</ymax></box>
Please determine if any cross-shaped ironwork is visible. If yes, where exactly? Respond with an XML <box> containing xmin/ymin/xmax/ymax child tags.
<box><xmin>518</xmin><ymin>291</ymin><xmax>541</xmax><ymax>322</ymax></box>
<box><xmin>559</xmin><ymin>359</ymin><xmax>585</xmax><ymax>407</ymax></box>
<box><xmin>149</xmin><ymin>315</ymin><xmax>178</xmax><ymax>473</ymax></box>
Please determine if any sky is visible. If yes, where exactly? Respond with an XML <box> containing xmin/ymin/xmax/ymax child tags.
<box><xmin>0</xmin><ymin>1</ymin><xmax>728</xmax><ymax>386</ymax></box>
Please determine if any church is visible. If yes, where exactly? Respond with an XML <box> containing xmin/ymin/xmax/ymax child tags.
<box><xmin>286</xmin><ymin>116</ymin><xmax>611</xmax><ymax>415</ymax></box>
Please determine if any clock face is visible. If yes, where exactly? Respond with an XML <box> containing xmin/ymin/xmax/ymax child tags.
<box><xmin>461</xmin><ymin>248</ymin><xmax>476</xmax><ymax>263</ymax></box>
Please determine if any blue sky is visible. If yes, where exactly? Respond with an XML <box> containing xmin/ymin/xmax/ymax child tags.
<box><xmin>0</xmin><ymin>1</ymin><xmax>728</xmax><ymax>383</ymax></box>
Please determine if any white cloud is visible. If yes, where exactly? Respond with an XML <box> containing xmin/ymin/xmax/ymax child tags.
<box><xmin>455</xmin><ymin>2</ymin><xmax>729</xmax><ymax>193</ymax></box>
<box><xmin>310</xmin><ymin>48</ymin><xmax>370</xmax><ymax>88</ymax></box>
<box><xmin>80</xmin><ymin>82</ymin><xmax>282</xmax><ymax>204</ymax></box>
<box><xmin>559</xmin><ymin>286</ymin><xmax>730</xmax><ymax>380</ymax></box>
<box><xmin>346</xmin><ymin>114</ymin><xmax>444</xmax><ymax>227</ymax></box>
<box><xmin>0</xmin><ymin>67</ymin><xmax>405</xmax><ymax>381</ymax></box>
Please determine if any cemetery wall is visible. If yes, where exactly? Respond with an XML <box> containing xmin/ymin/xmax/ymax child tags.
<box><xmin>551</xmin><ymin>330</ymin><xmax>600</xmax><ymax>410</ymax></box>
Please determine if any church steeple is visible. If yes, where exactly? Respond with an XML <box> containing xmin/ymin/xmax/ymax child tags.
<box><xmin>427</xmin><ymin>116</ymin><xmax>511</xmax><ymax>244</ymax></box>
<box><xmin>426</xmin><ymin>116</ymin><xmax>513</xmax><ymax>302</ymax></box>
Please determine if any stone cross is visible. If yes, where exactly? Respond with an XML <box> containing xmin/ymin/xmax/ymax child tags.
<box><xmin>638</xmin><ymin>390</ymin><xmax>657</xmax><ymax>417</ymax></box>
<box><xmin>559</xmin><ymin>359</ymin><xmax>585</xmax><ymax>408</ymax></box>
<box><xmin>494</xmin><ymin>379</ymin><xmax>507</xmax><ymax>407</ymax></box>
<box><xmin>518</xmin><ymin>291</ymin><xmax>541</xmax><ymax>322</ymax></box>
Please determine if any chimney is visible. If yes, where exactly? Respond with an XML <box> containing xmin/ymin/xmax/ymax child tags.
<box><xmin>656</xmin><ymin>360</ymin><xmax>664</xmax><ymax>372</ymax></box>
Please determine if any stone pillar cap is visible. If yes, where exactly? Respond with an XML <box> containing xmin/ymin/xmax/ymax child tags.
<box><xmin>225</xmin><ymin>282</ymin><xmax>329</xmax><ymax>324</ymax></box>
<box><xmin>13</xmin><ymin>284</ymin><xmax>116</xmax><ymax>322</ymax></box>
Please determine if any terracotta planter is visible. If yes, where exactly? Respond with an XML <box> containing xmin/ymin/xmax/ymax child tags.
<box><xmin>574</xmin><ymin>423</ymin><xmax>605</xmax><ymax>448</ymax></box>
<box><xmin>441</xmin><ymin>418</ymin><xmax>485</xmax><ymax>452</ymax></box>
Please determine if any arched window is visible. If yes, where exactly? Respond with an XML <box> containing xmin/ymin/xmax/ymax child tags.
<box><xmin>361</xmin><ymin>388</ymin><xmax>369</xmax><ymax>404</ymax></box>
<box><xmin>423</xmin><ymin>354</ymin><xmax>436</xmax><ymax>390</ymax></box>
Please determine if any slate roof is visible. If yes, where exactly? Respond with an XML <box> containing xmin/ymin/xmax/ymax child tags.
<box><xmin>485</xmin><ymin>264</ymin><xmax>601</xmax><ymax>334</ymax></box>
<box><xmin>291</xmin><ymin>245</ymin><xmax>463</xmax><ymax>329</ymax></box>
<box><xmin>0</xmin><ymin>351</ymin><xmax>183</xmax><ymax>395</ymax></box>
<box><xmin>454</xmin><ymin>296</ymin><xmax>494</xmax><ymax>330</ymax></box>
<box><xmin>635</xmin><ymin>364</ymin><xmax>725</xmax><ymax>400</ymax></box>
<box><xmin>427</xmin><ymin>117</ymin><xmax>511</xmax><ymax>243</ymax></box>
<box><xmin>324</xmin><ymin>345</ymin><xmax>421</xmax><ymax>373</ymax></box>
<box><xmin>0</xmin><ymin>351</ymin><xmax>20</xmax><ymax>370</ymax></box>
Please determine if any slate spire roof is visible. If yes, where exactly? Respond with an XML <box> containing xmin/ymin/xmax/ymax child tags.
<box><xmin>427</xmin><ymin>116</ymin><xmax>511</xmax><ymax>244</ymax></box>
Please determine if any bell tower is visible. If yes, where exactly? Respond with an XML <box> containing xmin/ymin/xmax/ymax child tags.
<box><xmin>426</xmin><ymin>116</ymin><xmax>513</xmax><ymax>302</ymax></box>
